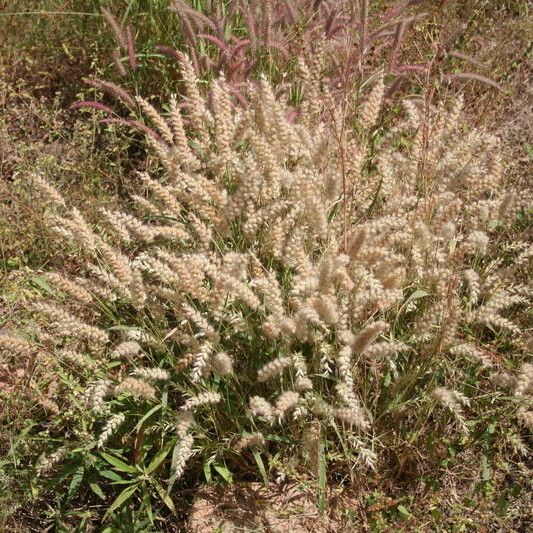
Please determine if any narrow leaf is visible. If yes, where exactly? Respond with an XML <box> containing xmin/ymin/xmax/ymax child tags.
<box><xmin>252</xmin><ymin>450</ymin><xmax>269</xmax><ymax>487</ymax></box>
<box><xmin>90</xmin><ymin>483</ymin><xmax>106</xmax><ymax>500</ymax></box>
<box><xmin>99</xmin><ymin>469</ymin><xmax>124</xmax><ymax>482</ymax></box>
<box><xmin>66</xmin><ymin>466</ymin><xmax>84</xmax><ymax>504</ymax></box>
<box><xmin>150</xmin><ymin>478</ymin><xmax>177</xmax><ymax>514</ymax></box>
<box><xmin>213</xmin><ymin>464</ymin><xmax>233</xmax><ymax>484</ymax></box>
<box><xmin>145</xmin><ymin>439</ymin><xmax>175</xmax><ymax>475</ymax></box>
<box><xmin>105</xmin><ymin>483</ymin><xmax>138</xmax><ymax>518</ymax></box>
<box><xmin>134</xmin><ymin>404</ymin><xmax>162</xmax><ymax>431</ymax></box>
<box><xmin>318</xmin><ymin>440</ymin><xmax>327</xmax><ymax>515</ymax></box>
<box><xmin>203</xmin><ymin>460</ymin><xmax>212</xmax><ymax>485</ymax></box>
<box><xmin>100</xmin><ymin>452</ymin><xmax>137</xmax><ymax>474</ymax></box>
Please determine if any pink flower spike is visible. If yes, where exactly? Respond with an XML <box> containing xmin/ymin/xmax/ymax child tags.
<box><xmin>84</xmin><ymin>78</ymin><xmax>136</xmax><ymax>108</ymax></box>
<box><xmin>69</xmin><ymin>101</ymin><xmax>116</xmax><ymax>114</ymax></box>
<box><xmin>382</xmin><ymin>0</ymin><xmax>423</xmax><ymax>22</ymax></box>
<box><xmin>231</xmin><ymin>39</ymin><xmax>250</xmax><ymax>56</ymax></box>
<box><xmin>100</xmin><ymin>118</ymin><xmax>162</xmax><ymax>142</ymax></box>
<box><xmin>125</xmin><ymin>25</ymin><xmax>138</xmax><ymax>70</ymax></box>
<box><xmin>155</xmin><ymin>45</ymin><xmax>181</xmax><ymax>64</ymax></box>
<box><xmin>286</xmin><ymin>110</ymin><xmax>299</xmax><ymax>123</ymax></box>
<box><xmin>197</xmin><ymin>34</ymin><xmax>229</xmax><ymax>52</ymax></box>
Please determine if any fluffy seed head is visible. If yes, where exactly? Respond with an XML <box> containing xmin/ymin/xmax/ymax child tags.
<box><xmin>181</xmin><ymin>391</ymin><xmax>221</xmax><ymax>411</ymax></box>
<box><xmin>274</xmin><ymin>391</ymin><xmax>300</xmax><ymax>419</ymax></box>
<box><xmin>257</xmin><ymin>356</ymin><xmax>293</xmax><ymax>382</ymax></box>
<box><xmin>234</xmin><ymin>432</ymin><xmax>266</xmax><ymax>452</ymax></box>
<box><xmin>114</xmin><ymin>377</ymin><xmax>157</xmax><ymax>400</ymax></box>
<box><xmin>212</xmin><ymin>351</ymin><xmax>234</xmax><ymax>375</ymax></box>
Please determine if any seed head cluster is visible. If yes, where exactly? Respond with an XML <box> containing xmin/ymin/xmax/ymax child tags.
<box><xmin>15</xmin><ymin>51</ymin><xmax>531</xmax><ymax>486</ymax></box>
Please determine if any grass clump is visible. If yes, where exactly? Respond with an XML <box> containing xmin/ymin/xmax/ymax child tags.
<box><xmin>2</xmin><ymin>46</ymin><xmax>531</xmax><ymax>528</ymax></box>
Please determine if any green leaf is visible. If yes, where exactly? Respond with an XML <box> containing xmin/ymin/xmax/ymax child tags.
<box><xmin>202</xmin><ymin>460</ymin><xmax>212</xmax><ymax>485</ymax></box>
<box><xmin>496</xmin><ymin>493</ymin><xmax>508</xmax><ymax>516</ymax></box>
<box><xmin>397</xmin><ymin>504</ymin><xmax>411</xmax><ymax>518</ymax></box>
<box><xmin>213</xmin><ymin>464</ymin><xmax>233</xmax><ymax>484</ymax></box>
<box><xmin>394</xmin><ymin>288</ymin><xmax>430</xmax><ymax>328</ymax></box>
<box><xmin>110</xmin><ymin>479</ymin><xmax>139</xmax><ymax>486</ymax></box>
<box><xmin>408</xmin><ymin>289</ymin><xmax>429</xmax><ymax>301</ymax></box>
<box><xmin>318</xmin><ymin>439</ymin><xmax>327</xmax><ymax>515</ymax></box>
<box><xmin>105</xmin><ymin>483</ymin><xmax>139</xmax><ymax>518</ymax></box>
<box><xmin>99</xmin><ymin>469</ymin><xmax>124</xmax><ymax>482</ymax></box>
<box><xmin>482</xmin><ymin>455</ymin><xmax>491</xmax><ymax>481</ymax></box>
<box><xmin>90</xmin><ymin>482</ymin><xmax>106</xmax><ymax>500</ymax></box>
<box><xmin>30</xmin><ymin>276</ymin><xmax>55</xmax><ymax>296</ymax></box>
<box><xmin>100</xmin><ymin>452</ymin><xmax>137</xmax><ymax>474</ymax></box>
<box><xmin>66</xmin><ymin>466</ymin><xmax>84</xmax><ymax>504</ymax></box>
<box><xmin>150</xmin><ymin>478</ymin><xmax>177</xmax><ymax>514</ymax></box>
<box><xmin>140</xmin><ymin>481</ymin><xmax>154</xmax><ymax>526</ymax></box>
<box><xmin>52</xmin><ymin>461</ymin><xmax>81</xmax><ymax>485</ymax></box>
<box><xmin>134</xmin><ymin>404</ymin><xmax>162</xmax><ymax>431</ymax></box>
<box><xmin>430</xmin><ymin>508</ymin><xmax>441</xmax><ymax>523</ymax></box>
<box><xmin>263</xmin><ymin>433</ymin><xmax>293</xmax><ymax>444</ymax></box>
<box><xmin>29</xmin><ymin>479</ymin><xmax>39</xmax><ymax>499</ymax></box>
<box><xmin>145</xmin><ymin>440</ymin><xmax>175</xmax><ymax>475</ymax></box>
<box><xmin>252</xmin><ymin>450</ymin><xmax>269</xmax><ymax>486</ymax></box>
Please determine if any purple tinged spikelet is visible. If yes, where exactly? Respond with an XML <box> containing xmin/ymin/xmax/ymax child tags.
<box><xmin>84</xmin><ymin>78</ymin><xmax>136</xmax><ymax>108</ymax></box>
